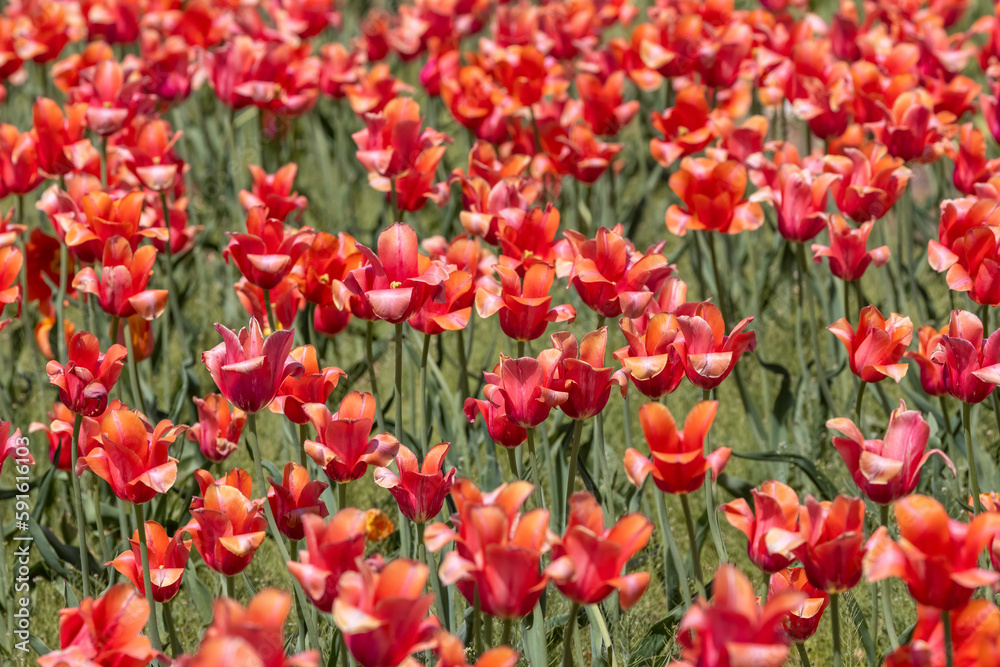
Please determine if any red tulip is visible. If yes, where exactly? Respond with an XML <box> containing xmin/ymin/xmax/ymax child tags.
<box><xmin>268</xmin><ymin>345</ymin><xmax>345</xmax><ymax>424</ymax></box>
<box><xmin>550</xmin><ymin>327</ymin><xmax>629</xmax><ymax>421</ymax></box>
<box><xmin>767</xmin><ymin>495</ymin><xmax>867</xmax><ymax>593</ymax></box>
<box><xmin>0</xmin><ymin>420</ymin><xmax>29</xmax><ymax>473</ymax></box>
<box><xmin>463</xmin><ymin>393</ymin><xmax>528</xmax><ymax>449</ymax></box>
<box><xmin>334</xmin><ymin>559</ymin><xmax>440</xmax><ymax>667</ymax></box>
<box><xmin>225</xmin><ymin>206</ymin><xmax>314</xmax><ymax>291</ymax></box>
<box><xmin>564</xmin><ymin>226</ymin><xmax>672</xmax><ymax>319</ymax></box>
<box><xmin>671</xmin><ymin>564</ymin><xmax>805</xmax><ymax>667</ymax></box>
<box><xmin>36</xmin><ymin>584</ymin><xmax>159</xmax><ymax>667</ymax></box>
<box><xmin>573</xmin><ymin>71</ymin><xmax>639</xmax><ymax>137</ymax></box>
<box><xmin>426</xmin><ymin>479</ymin><xmax>570</xmax><ymax>620</ymax></box>
<box><xmin>950</xmin><ymin>124</ymin><xmax>1000</xmax><ymax>195</ymax></box>
<box><xmin>722</xmin><ymin>480</ymin><xmax>801</xmax><ymax>573</ymax></box>
<box><xmin>828</xmin><ymin>402</ymin><xmax>953</xmax><ymax>505</ymax></box>
<box><xmin>884</xmin><ymin>600</ymin><xmax>1000</xmax><ymax>667</ymax></box>
<box><xmin>864</xmin><ymin>494</ymin><xmax>1000</xmax><ymax>610</ymax></box>
<box><xmin>828</xmin><ymin>305</ymin><xmax>913</xmax><ymax>383</ymax></box>
<box><xmin>32</xmin><ymin>98</ymin><xmax>88</xmax><ymax>178</ymax></box>
<box><xmin>928</xmin><ymin>217</ymin><xmax>1000</xmax><ymax>307</ymax></box>
<box><xmin>477</xmin><ymin>351</ymin><xmax>568</xmax><ymax>429</ymax></box>
<box><xmin>975</xmin><ymin>492</ymin><xmax>1000</xmax><ymax>571</ymax></box>
<box><xmin>109</xmin><ymin>520</ymin><xmax>190</xmax><ymax>603</ymax></box>
<box><xmin>649</xmin><ymin>86</ymin><xmax>716</xmax><ymax>169</ymax></box>
<box><xmin>408</xmin><ymin>266</ymin><xmax>475</xmax><ymax>335</ymax></box>
<box><xmin>202</xmin><ymin>316</ymin><xmax>304</xmax><ymax>414</ymax></box>
<box><xmin>665</xmin><ymin>156</ymin><xmax>764</xmax><ymax>236</ymax></box>
<box><xmin>239</xmin><ymin>163</ymin><xmax>308</xmax><ymax>222</ymax></box>
<box><xmin>304</xmin><ymin>391</ymin><xmax>399</xmax><ymax>484</ymax></box>
<box><xmin>906</xmin><ymin>324</ymin><xmax>950</xmax><ymax>397</ymax></box>
<box><xmin>64</xmin><ymin>192</ymin><xmax>164</xmax><ymax>264</ymax></box>
<box><xmin>434</xmin><ymin>631</ymin><xmax>518</xmax><ymax>667</ymax></box>
<box><xmin>613</xmin><ymin>313</ymin><xmax>685</xmax><ymax>399</ymax></box>
<box><xmin>46</xmin><ymin>331</ymin><xmax>127</xmax><ymax>417</ymax></box>
<box><xmin>375</xmin><ymin>442</ymin><xmax>457</xmax><ymax>523</ymax></box>
<box><xmin>345</xmin><ymin>222</ymin><xmax>449</xmax><ymax>324</ymax></box>
<box><xmin>0</xmin><ymin>245</ymin><xmax>22</xmax><ymax>325</ymax></box>
<box><xmin>78</xmin><ymin>408</ymin><xmax>183</xmax><ymax>504</ymax></box>
<box><xmin>120</xmin><ymin>118</ymin><xmax>184</xmax><ymax>193</ymax></box>
<box><xmin>870</xmin><ymin>90</ymin><xmax>949</xmax><ymax>164</ymax></box>
<box><xmin>811</xmin><ymin>215</ymin><xmax>890</xmax><ymax>282</ymax></box>
<box><xmin>930</xmin><ymin>309</ymin><xmax>1000</xmax><ymax>404</ymax></box>
<box><xmin>73</xmin><ymin>236</ymin><xmax>168</xmax><ymax>320</ymax></box>
<box><xmin>187</xmin><ymin>394</ymin><xmax>245</xmax><ymax>463</ymax></box>
<box><xmin>174</xmin><ymin>589</ymin><xmax>317</xmax><ymax>667</ymax></box>
<box><xmin>674</xmin><ymin>301</ymin><xmax>757</xmax><ymax>391</ymax></box>
<box><xmin>267</xmin><ymin>461</ymin><xmax>329</xmax><ymax>542</ymax></box>
<box><xmin>824</xmin><ymin>142</ymin><xmax>911</xmax><ymax>223</ymax></box>
<box><xmin>751</xmin><ymin>162</ymin><xmax>837</xmax><ymax>243</ymax></box>
<box><xmin>287</xmin><ymin>509</ymin><xmax>369</xmax><ymax>613</ymax></box>
<box><xmin>0</xmin><ymin>124</ymin><xmax>44</xmax><ymax>196</ymax></box>
<box><xmin>552</xmin><ymin>492</ymin><xmax>652</xmax><ymax>608</ymax></box>
<box><xmin>184</xmin><ymin>471</ymin><xmax>268</xmax><ymax>576</ymax></box>
<box><xmin>475</xmin><ymin>261</ymin><xmax>576</xmax><ymax>342</ymax></box>
<box><xmin>76</xmin><ymin>59</ymin><xmax>151</xmax><ymax>137</ymax></box>
<box><xmin>767</xmin><ymin>567</ymin><xmax>830</xmax><ymax>643</ymax></box>
<box><xmin>624</xmin><ymin>401</ymin><xmax>729</xmax><ymax>495</ymax></box>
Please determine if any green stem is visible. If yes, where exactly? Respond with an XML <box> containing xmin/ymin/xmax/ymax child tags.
<box><xmin>500</xmin><ymin>617</ymin><xmax>513</xmax><ymax>647</ymax></box>
<box><xmin>596</xmin><ymin>411</ymin><xmax>615</xmax><ymax>523</ymax></box>
<box><xmin>843</xmin><ymin>280</ymin><xmax>850</xmax><ymax>322</ymax></box>
<box><xmin>262</xmin><ymin>288</ymin><xmax>273</xmax><ymax>333</ymax></box>
<box><xmin>880</xmin><ymin>504</ymin><xmax>899</xmax><ymax>650</ymax></box>
<box><xmin>90</xmin><ymin>476</ymin><xmax>110</xmax><ymax>565</ymax></box>
<box><xmin>338</xmin><ymin>482</ymin><xmax>347</xmax><ymax>511</ymax></box>
<box><xmin>831</xmin><ymin>593</ymin><xmax>843</xmax><ymax>667</ymax></box>
<box><xmin>798</xmin><ymin>244</ymin><xmax>836</xmax><ymax>415</ymax></box>
<box><xmin>124</xmin><ymin>317</ymin><xmax>146</xmax><ymax>415</ymax></box>
<box><xmin>159</xmin><ymin>191</ymin><xmax>174</xmax><ymax>409</ymax></box>
<box><xmin>132</xmin><ymin>503</ymin><xmax>163</xmax><ymax>654</ymax></box>
<box><xmin>701</xmin><ymin>389</ymin><xmax>727</xmax><ymax>565</ymax></box>
<box><xmin>456</xmin><ymin>329</ymin><xmax>470</xmax><ymax>400</ymax></box>
<box><xmin>246</xmin><ymin>413</ymin><xmax>322</xmax><ymax>657</ymax></box>
<box><xmin>517</xmin><ymin>339</ymin><xmax>525</xmax><ymax>358</ymax></box>
<box><xmin>506</xmin><ymin>447</ymin><xmax>520</xmax><ymax>479</ymax></box>
<box><xmin>419</xmin><ymin>332</ymin><xmax>431</xmax><ymax>456</ymax></box>
<box><xmin>225</xmin><ymin>575</ymin><xmax>235</xmax><ymax>599</ymax></box>
<box><xmin>70</xmin><ymin>414</ymin><xmax>91</xmax><ymax>598</ymax></box>
<box><xmin>163</xmin><ymin>600</ymin><xmax>182</xmax><ymax>656</ymax></box>
<box><xmin>471</xmin><ymin>585</ymin><xmax>483</xmax><ymax>654</ymax></box>
<box><xmin>297</xmin><ymin>423</ymin><xmax>307</xmax><ymax>468</ymax></box>
<box><xmin>394</xmin><ymin>322</ymin><xmax>404</xmax><ymax>442</ymax></box>
<box><xmin>565</xmin><ymin>420</ymin><xmax>585</xmax><ymax>523</ymax></box>
<box><xmin>101</xmin><ymin>136</ymin><xmax>109</xmax><ymax>188</ymax></box>
<box><xmin>561</xmin><ymin>601</ymin><xmax>581</xmax><ymax>667</ymax></box>
<box><xmin>855</xmin><ymin>381</ymin><xmax>867</xmax><ymax>431</ymax></box>
<box><xmin>796</xmin><ymin>642</ymin><xmax>812</xmax><ymax>667</ymax></box>
<box><xmin>964</xmin><ymin>403</ymin><xmax>983</xmax><ymax>514</ymax></box>
<box><xmin>365</xmin><ymin>321</ymin><xmax>386</xmax><ymax>433</ymax></box>
<box><xmin>679</xmin><ymin>494</ymin><xmax>705</xmax><ymax>593</ymax></box>
<box><xmin>943</xmin><ymin>610</ymin><xmax>954</xmax><ymax>667</ymax></box>
<box><xmin>707</xmin><ymin>232</ymin><xmax>729</xmax><ymax>323</ymax></box>
<box><xmin>57</xmin><ymin>239</ymin><xmax>67</xmax><ymax>363</ymax></box>
<box><xmin>418</xmin><ymin>522</ymin><xmax>451</xmax><ymax>632</ymax></box>
<box><xmin>655</xmin><ymin>491</ymin><xmax>692</xmax><ymax>606</ymax></box>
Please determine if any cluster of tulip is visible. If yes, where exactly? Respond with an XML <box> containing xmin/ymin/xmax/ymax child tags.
<box><xmin>6</xmin><ymin>0</ymin><xmax>1000</xmax><ymax>665</ymax></box>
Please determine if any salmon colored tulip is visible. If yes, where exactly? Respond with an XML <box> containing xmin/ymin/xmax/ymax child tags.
<box><xmin>287</xmin><ymin>509</ymin><xmax>369</xmax><ymax>613</ymax></box>
<box><xmin>828</xmin><ymin>402</ymin><xmax>954</xmax><ymax>504</ymax></box>
<box><xmin>0</xmin><ymin>124</ymin><xmax>44</xmax><ymax>196</ymax></box>
<box><xmin>46</xmin><ymin>331</ymin><xmax>127</xmax><ymax>417</ymax></box>
<box><xmin>64</xmin><ymin>192</ymin><xmax>165</xmax><ymax>263</ymax></box>
<box><xmin>906</xmin><ymin>325</ymin><xmax>950</xmax><ymax>397</ymax></box>
<box><xmin>267</xmin><ymin>461</ymin><xmax>329</xmax><ymax>541</ymax></box>
<box><xmin>375</xmin><ymin>443</ymin><xmax>456</xmax><ymax>524</ymax></box>
<box><xmin>722</xmin><ymin>480</ymin><xmax>801</xmax><ymax>573</ymax></box>
<box><xmin>345</xmin><ymin>222</ymin><xmax>449</xmax><ymax>324</ymax></box>
<box><xmin>884</xmin><ymin>599</ymin><xmax>1000</xmax><ymax>667</ymax></box>
<box><xmin>476</xmin><ymin>351</ymin><xmax>568</xmax><ymax>429</ymax></box>
<box><xmin>32</xmin><ymin>98</ymin><xmax>88</xmax><ymax>178</ymax></box>
<box><xmin>76</xmin><ymin>59</ymin><xmax>150</xmax><ymax>137</ymax></box>
<box><xmin>624</xmin><ymin>401</ymin><xmax>729</xmax><ymax>495</ymax></box>
<box><xmin>674</xmin><ymin>301</ymin><xmax>757</xmax><ymax>391</ymax></box>
<box><xmin>434</xmin><ymin>630</ymin><xmax>518</xmax><ymax>667</ymax></box>
<box><xmin>108</xmin><ymin>520</ymin><xmax>190</xmax><ymax>603</ymax></box>
<box><xmin>767</xmin><ymin>495</ymin><xmax>867</xmax><ymax>593</ymax></box>
<box><xmin>225</xmin><ymin>206</ymin><xmax>314</xmax><ymax>291</ymax></box>
<box><xmin>37</xmin><ymin>584</ymin><xmax>159</xmax><ymax>667</ymax></box>
<box><xmin>191</xmin><ymin>468</ymin><xmax>255</xmax><ymax>511</ymax></box>
<box><xmin>751</xmin><ymin>163</ymin><xmax>838</xmax><ymax>243</ymax></box>
<box><xmin>408</xmin><ymin>267</ymin><xmax>475</xmax><ymax>335</ymax></box>
<box><xmin>665</xmin><ymin>156</ymin><xmax>764</xmax><ymax>236</ymax></box>
<box><xmin>72</xmin><ymin>236</ymin><xmax>168</xmax><ymax>320</ymax></box>
<box><xmin>613</xmin><ymin>313</ymin><xmax>685</xmax><ymax>399</ymax></box>
<box><xmin>78</xmin><ymin>408</ymin><xmax>184</xmax><ymax>504</ymax></box>
<box><xmin>0</xmin><ymin>421</ymin><xmax>29</xmax><ymax>471</ymax></box>
<box><xmin>187</xmin><ymin>394</ymin><xmax>245</xmax><ymax>463</ymax></box>
<box><xmin>871</xmin><ymin>90</ymin><xmax>949</xmax><ymax>164</ymax></box>
<box><xmin>0</xmin><ymin>245</ymin><xmax>22</xmax><ymax>324</ymax></box>
<box><xmin>239</xmin><ymin>163</ymin><xmax>308</xmax><ymax>222</ymax></box>
<box><xmin>303</xmin><ymin>391</ymin><xmax>399</xmax><ymax>484</ymax></box>
<box><xmin>768</xmin><ymin>567</ymin><xmax>830</xmax><ymax>643</ymax></box>
<box><xmin>202</xmin><ymin>316</ymin><xmax>304</xmax><ymax>414</ymax></box>
<box><xmin>649</xmin><ymin>86</ymin><xmax>716</xmax><ymax>169</ymax></box>
<box><xmin>476</xmin><ymin>261</ymin><xmax>576</xmax><ymax>342</ymax></box>
<box><xmin>950</xmin><ymin>124</ymin><xmax>1000</xmax><ymax>195</ymax></box>
<box><xmin>185</xmin><ymin>472</ymin><xmax>268</xmax><ymax>576</ymax></box>
<box><xmin>930</xmin><ymin>309</ymin><xmax>1000</xmax><ymax>404</ymax></box>
<box><xmin>120</xmin><ymin>118</ymin><xmax>184</xmax><ymax>193</ymax></box>
<box><xmin>864</xmin><ymin>494</ymin><xmax>1000</xmax><ymax>610</ymax></box>
<box><xmin>824</xmin><ymin>142</ymin><xmax>911</xmax><ymax>222</ymax></box>
<box><xmin>334</xmin><ymin>558</ymin><xmax>440</xmax><ymax>667</ymax></box>
<box><xmin>268</xmin><ymin>345</ymin><xmax>345</xmax><ymax>424</ymax></box>
<box><xmin>553</xmin><ymin>492</ymin><xmax>652</xmax><ymax>608</ymax></box>
<box><xmin>550</xmin><ymin>328</ymin><xmax>629</xmax><ymax>421</ymax></box>
<box><xmin>31</xmin><ymin>400</ymin><xmax>117</xmax><ymax>472</ymax></box>
<box><xmin>174</xmin><ymin>589</ymin><xmax>317</xmax><ymax>667</ymax></box>
<box><xmin>811</xmin><ymin>215</ymin><xmax>891</xmax><ymax>282</ymax></box>
<box><xmin>669</xmin><ymin>564</ymin><xmax>805</xmax><ymax>667</ymax></box>
<box><xmin>426</xmin><ymin>479</ymin><xmax>571</xmax><ymax>620</ymax></box>
<box><xmin>975</xmin><ymin>492</ymin><xmax>1000</xmax><ymax>571</ymax></box>
<box><xmin>828</xmin><ymin>305</ymin><xmax>913</xmax><ymax>383</ymax></box>
<box><xmin>929</xmin><ymin>223</ymin><xmax>1000</xmax><ymax>307</ymax></box>
<box><xmin>564</xmin><ymin>226</ymin><xmax>672</xmax><ymax>319</ymax></box>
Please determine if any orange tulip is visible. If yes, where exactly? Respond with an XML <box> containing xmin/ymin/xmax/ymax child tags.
<box><xmin>674</xmin><ymin>301</ymin><xmax>757</xmax><ymax>391</ymax></box>
<box><xmin>768</xmin><ymin>567</ymin><xmax>829</xmax><ymax>643</ymax></box>
<box><xmin>287</xmin><ymin>509</ymin><xmax>369</xmax><ymax>613</ymax></box>
<box><xmin>476</xmin><ymin>261</ymin><xmax>577</xmax><ymax>342</ymax></box>
<box><xmin>884</xmin><ymin>600</ymin><xmax>1000</xmax><ymax>667</ymax></box>
<box><xmin>268</xmin><ymin>344</ymin><xmax>345</xmax><ymax>424</ymax></box>
<box><xmin>613</xmin><ymin>313</ymin><xmax>685</xmax><ymax>399</ymax></box>
<box><xmin>267</xmin><ymin>461</ymin><xmax>329</xmax><ymax>541</ymax></box>
<box><xmin>304</xmin><ymin>391</ymin><xmax>399</xmax><ymax>484</ymax></box>
<box><xmin>72</xmin><ymin>236</ymin><xmax>168</xmax><ymax>320</ymax></box>
<box><xmin>828</xmin><ymin>304</ymin><xmax>912</xmax><ymax>383</ymax></box>
<box><xmin>665</xmin><ymin>156</ymin><xmax>764</xmax><ymax>236</ymax></box>
<box><xmin>722</xmin><ymin>480</ymin><xmax>801</xmax><ymax>573</ymax></box>
<box><xmin>187</xmin><ymin>394</ymin><xmax>245</xmax><ymax>463</ymax></box>
<box><xmin>184</xmin><ymin>470</ymin><xmax>268</xmax><ymax>576</ymax></box>
<box><xmin>108</xmin><ymin>520</ymin><xmax>190</xmax><ymax>603</ymax></box>
<box><xmin>239</xmin><ymin>163</ymin><xmax>308</xmax><ymax>223</ymax></box>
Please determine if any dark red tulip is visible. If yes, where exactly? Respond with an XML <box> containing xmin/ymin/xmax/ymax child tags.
<box><xmin>375</xmin><ymin>442</ymin><xmax>456</xmax><ymax>524</ymax></box>
<box><xmin>46</xmin><ymin>331</ymin><xmax>127</xmax><ymax>417</ymax></box>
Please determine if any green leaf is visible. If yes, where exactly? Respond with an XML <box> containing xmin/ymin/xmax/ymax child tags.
<box><xmin>28</xmin><ymin>634</ymin><xmax>50</xmax><ymax>656</ymax></box>
<box><xmin>521</xmin><ymin>603</ymin><xmax>548</xmax><ymax>667</ymax></box>
<box><xmin>183</xmin><ymin>560</ymin><xmax>215</xmax><ymax>626</ymax></box>
<box><xmin>731</xmin><ymin>450</ymin><xmax>839</xmax><ymax>500</ymax></box>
